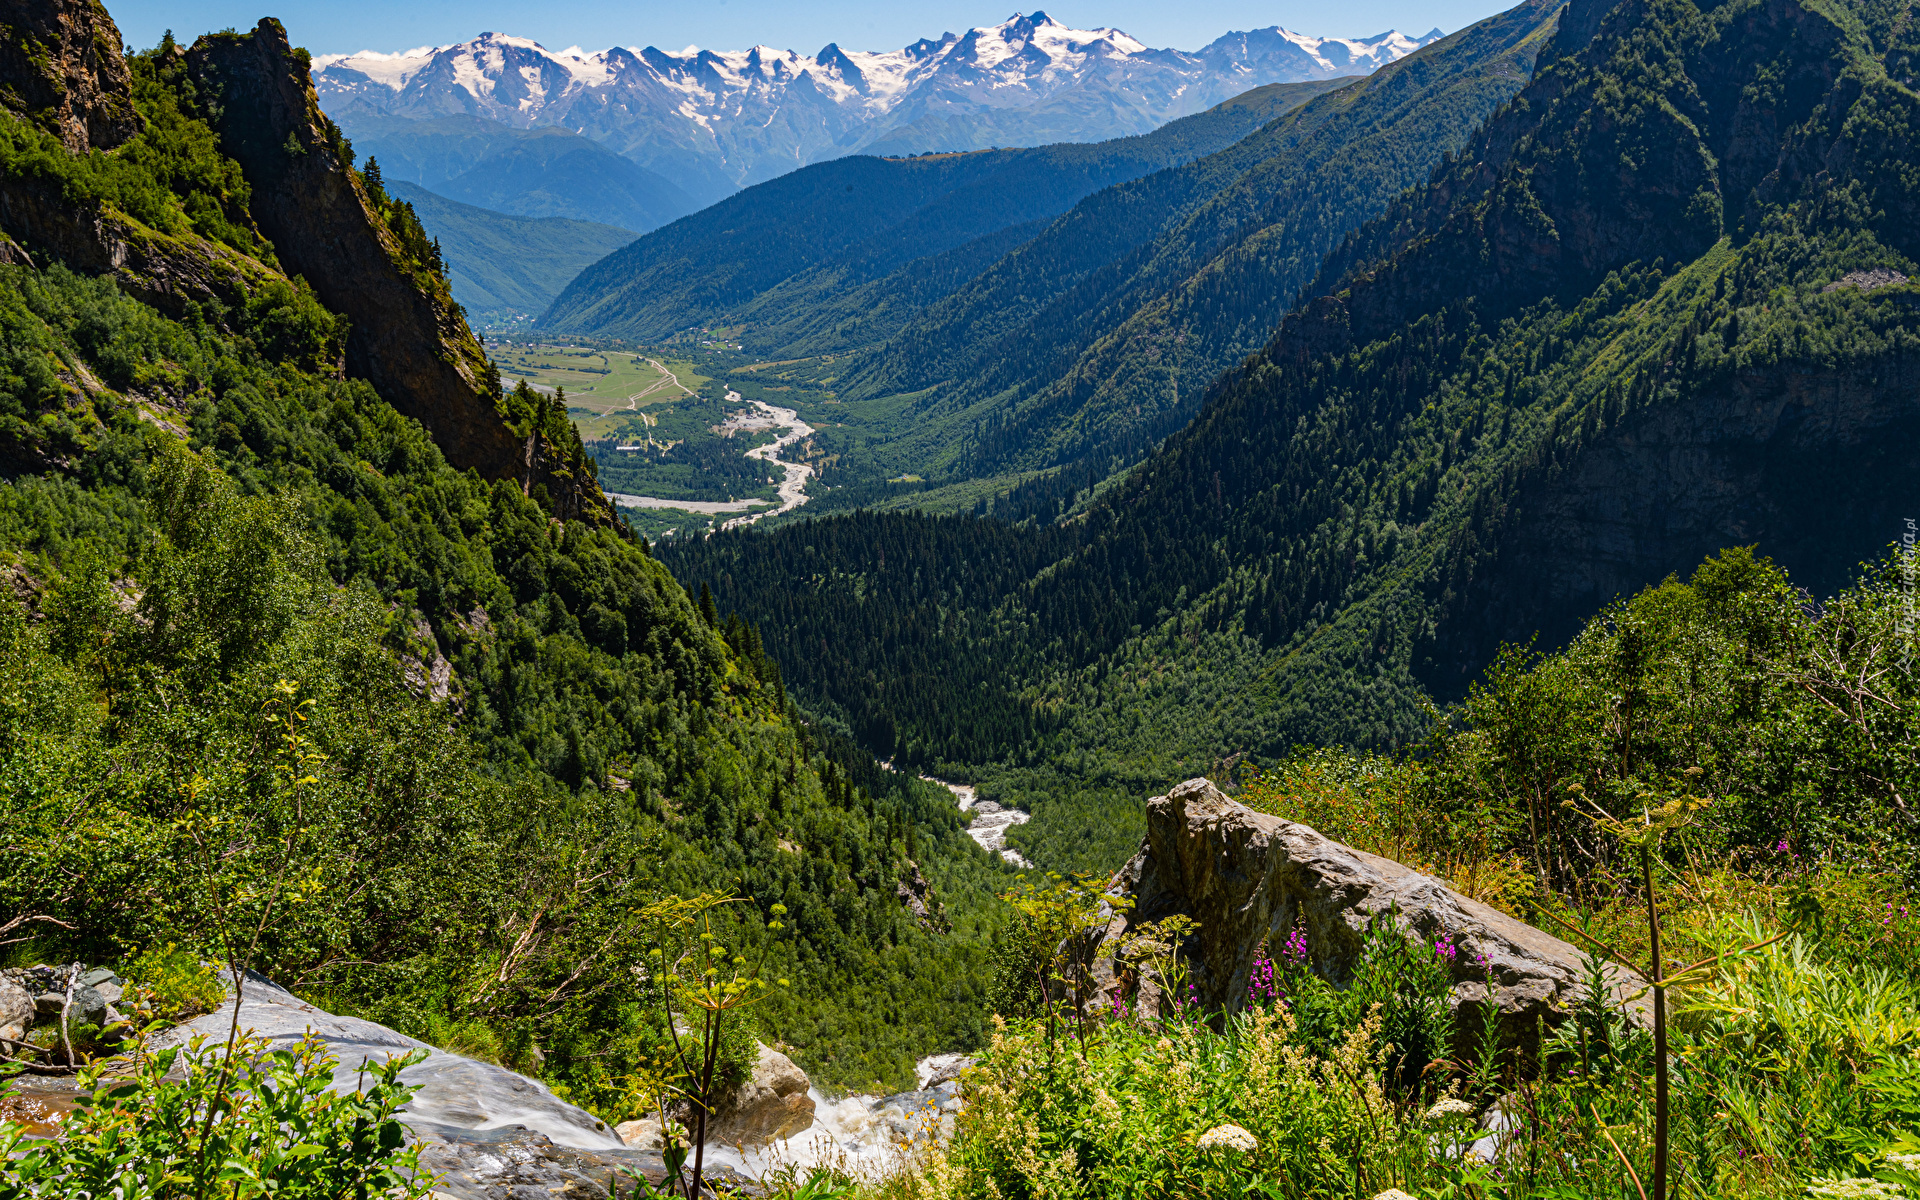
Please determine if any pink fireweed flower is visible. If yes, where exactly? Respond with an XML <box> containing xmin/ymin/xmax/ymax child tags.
<box><xmin>1282</xmin><ymin>925</ymin><xmax>1308</xmax><ymax>967</ymax></box>
<box><xmin>1246</xmin><ymin>953</ymin><xmax>1279</xmax><ymax>1004</ymax></box>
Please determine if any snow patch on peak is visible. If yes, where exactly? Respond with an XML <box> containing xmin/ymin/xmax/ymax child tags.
<box><xmin>311</xmin><ymin>44</ymin><xmax>448</xmax><ymax>88</ymax></box>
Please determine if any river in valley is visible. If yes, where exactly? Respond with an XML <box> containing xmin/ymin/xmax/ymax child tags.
<box><xmin>605</xmin><ymin>391</ymin><xmax>815</xmax><ymax>530</ymax></box>
<box><xmin>919</xmin><ymin>776</ymin><xmax>1032</xmax><ymax>868</ymax></box>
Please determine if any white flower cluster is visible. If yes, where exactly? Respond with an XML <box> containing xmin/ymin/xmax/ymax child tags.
<box><xmin>1424</xmin><ymin>1097</ymin><xmax>1477</xmax><ymax>1122</ymax></box>
<box><xmin>1888</xmin><ymin>1150</ymin><xmax>1920</xmax><ymax>1172</ymax></box>
<box><xmin>1196</xmin><ymin>1124</ymin><xmax>1258</xmax><ymax>1153</ymax></box>
<box><xmin>1372</xmin><ymin>1191</ymin><xmax>1419</xmax><ymax>1200</ymax></box>
<box><xmin>1807</xmin><ymin>1178</ymin><xmax>1904</xmax><ymax>1198</ymax></box>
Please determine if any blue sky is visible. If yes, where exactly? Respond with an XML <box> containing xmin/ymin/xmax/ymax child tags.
<box><xmin>106</xmin><ymin>0</ymin><xmax>1509</xmax><ymax>58</ymax></box>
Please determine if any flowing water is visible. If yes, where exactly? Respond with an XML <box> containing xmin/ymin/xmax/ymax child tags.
<box><xmin>696</xmin><ymin>1052</ymin><xmax>964</xmax><ymax>1181</ymax></box>
<box><xmin>921</xmin><ymin>776</ymin><xmax>1032</xmax><ymax>867</ymax></box>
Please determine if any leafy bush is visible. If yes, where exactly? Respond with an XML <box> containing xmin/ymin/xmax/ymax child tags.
<box><xmin>872</xmin><ymin>908</ymin><xmax>1920</xmax><ymax>1199</ymax></box>
<box><xmin>121</xmin><ymin>945</ymin><xmax>226</xmax><ymax>1023</ymax></box>
<box><xmin>0</xmin><ymin>1033</ymin><xmax>432</xmax><ymax>1199</ymax></box>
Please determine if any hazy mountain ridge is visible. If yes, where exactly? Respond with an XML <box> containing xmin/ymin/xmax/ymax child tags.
<box><xmin>388</xmin><ymin>181</ymin><xmax>637</xmax><ymax>322</ymax></box>
<box><xmin>314</xmin><ymin>13</ymin><xmax>1442</xmax><ymax>203</ymax></box>
<box><xmin>537</xmin><ymin>80</ymin><xmax>1340</xmax><ymax>343</ymax></box>
<box><xmin>343</xmin><ymin>116</ymin><xmax>697</xmax><ymax>234</ymax></box>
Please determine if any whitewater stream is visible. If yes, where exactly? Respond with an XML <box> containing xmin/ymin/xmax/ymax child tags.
<box><xmin>922</xmin><ymin>776</ymin><xmax>1033</xmax><ymax>867</ymax></box>
<box><xmin>697</xmin><ymin>1052</ymin><xmax>971</xmax><ymax>1182</ymax></box>
<box><xmin>605</xmin><ymin>392</ymin><xmax>815</xmax><ymax>529</ymax></box>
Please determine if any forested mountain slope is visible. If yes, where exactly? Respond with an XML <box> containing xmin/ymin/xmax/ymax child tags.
<box><xmin>391</xmin><ymin>180</ymin><xmax>636</xmax><ymax>322</ymax></box>
<box><xmin>0</xmin><ymin>0</ymin><xmax>1006</xmax><ymax>1104</ymax></box>
<box><xmin>536</xmin><ymin>80</ymin><xmax>1341</xmax><ymax>344</ymax></box>
<box><xmin>830</xmin><ymin>0</ymin><xmax>1562</xmax><ymax>479</ymax></box>
<box><xmin>665</xmin><ymin>0</ymin><xmax>1920</xmax><ymax>870</ymax></box>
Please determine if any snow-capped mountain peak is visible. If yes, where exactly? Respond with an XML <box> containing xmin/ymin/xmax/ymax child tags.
<box><xmin>313</xmin><ymin>14</ymin><xmax>1444</xmax><ymax>203</ymax></box>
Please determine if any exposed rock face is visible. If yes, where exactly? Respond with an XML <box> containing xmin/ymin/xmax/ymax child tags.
<box><xmin>0</xmin><ymin>977</ymin><xmax>31</xmax><ymax>1042</ymax></box>
<box><xmin>126</xmin><ymin>971</ymin><xmax>752</xmax><ymax>1198</ymax></box>
<box><xmin>708</xmin><ymin>1043</ymin><xmax>814</xmax><ymax>1146</ymax></box>
<box><xmin>0</xmin><ymin>0</ymin><xmax>142</xmax><ymax>153</ymax></box>
<box><xmin>1106</xmin><ymin>779</ymin><xmax>1646</xmax><ymax>1052</ymax></box>
<box><xmin>0</xmin><ymin>11</ymin><xmax>613</xmax><ymax>527</ymax></box>
<box><xmin>616</xmin><ymin>1041</ymin><xmax>815</xmax><ymax>1150</ymax></box>
<box><xmin>1436</xmin><ymin>351</ymin><xmax>1920</xmax><ymax>678</ymax></box>
<box><xmin>0</xmin><ymin>1</ymin><xmax>277</xmax><ymax>320</ymax></box>
<box><xmin>184</xmin><ymin>21</ymin><xmax>612</xmax><ymax>525</ymax></box>
<box><xmin>896</xmin><ymin>860</ymin><xmax>943</xmax><ymax>932</ymax></box>
<box><xmin>0</xmin><ymin>176</ymin><xmax>279</xmax><ymax>319</ymax></box>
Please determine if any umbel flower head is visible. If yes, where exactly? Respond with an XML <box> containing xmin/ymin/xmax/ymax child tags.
<box><xmin>1424</xmin><ymin>1097</ymin><xmax>1476</xmax><ymax>1122</ymax></box>
<box><xmin>1372</xmin><ymin>1191</ymin><xmax>1419</xmax><ymax>1200</ymax></box>
<box><xmin>1197</xmin><ymin>1124</ymin><xmax>1258</xmax><ymax>1153</ymax></box>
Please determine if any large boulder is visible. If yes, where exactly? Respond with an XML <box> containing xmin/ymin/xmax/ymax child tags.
<box><xmin>617</xmin><ymin>1042</ymin><xmax>815</xmax><ymax>1151</ymax></box>
<box><xmin>1</xmin><ymin>969</ymin><xmax>755</xmax><ymax>1196</ymax></box>
<box><xmin>0</xmin><ymin>978</ymin><xmax>31</xmax><ymax>1043</ymax></box>
<box><xmin>705</xmin><ymin>1043</ymin><xmax>815</xmax><ymax>1147</ymax></box>
<box><xmin>1105</xmin><ymin>779</ymin><xmax>1648</xmax><ymax>1052</ymax></box>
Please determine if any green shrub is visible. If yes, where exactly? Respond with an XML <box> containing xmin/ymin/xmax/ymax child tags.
<box><xmin>0</xmin><ymin>1033</ymin><xmax>432</xmax><ymax>1198</ymax></box>
<box><xmin>121</xmin><ymin>944</ymin><xmax>225</xmax><ymax>1023</ymax></box>
<box><xmin>872</xmin><ymin>906</ymin><xmax>1920</xmax><ymax>1200</ymax></box>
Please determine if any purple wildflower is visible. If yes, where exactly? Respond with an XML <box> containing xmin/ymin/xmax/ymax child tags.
<box><xmin>1281</xmin><ymin>925</ymin><xmax>1308</xmax><ymax>967</ymax></box>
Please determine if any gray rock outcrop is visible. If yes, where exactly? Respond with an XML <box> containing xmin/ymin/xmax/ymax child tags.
<box><xmin>0</xmin><ymin>978</ymin><xmax>32</xmax><ymax>1043</ymax></box>
<box><xmin>708</xmin><ymin>1043</ymin><xmax>815</xmax><ymax>1146</ymax></box>
<box><xmin>617</xmin><ymin>1041</ymin><xmax>815</xmax><ymax>1150</ymax></box>
<box><xmin>144</xmin><ymin>972</ymin><xmax>748</xmax><ymax>1198</ymax></box>
<box><xmin>1105</xmin><ymin>778</ymin><xmax>1647</xmax><ymax>1052</ymax></box>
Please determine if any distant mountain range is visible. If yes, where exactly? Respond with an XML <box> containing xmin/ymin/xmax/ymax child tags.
<box><xmin>348</xmin><ymin>116</ymin><xmax>697</xmax><ymax>233</ymax></box>
<box><xmin>314</xmin><ymin>12</ymin><xmax>1443</xmax><ymax>206</ymax></box>
<box><xmin>537</xmin><ymin>78</ymin><xmax>1345</xmax><ymax>343</ymax></box>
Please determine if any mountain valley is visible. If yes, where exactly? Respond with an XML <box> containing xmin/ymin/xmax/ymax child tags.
<box><xmin>3</xmin><ymin>0</ymin><xmax>1920</xmax><ymax>1195</ymax></box>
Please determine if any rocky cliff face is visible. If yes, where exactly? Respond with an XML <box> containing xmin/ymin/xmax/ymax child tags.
<box><xmin>0</xmin><ymin>0</ymin><xmax>278</xmax><ymax>316</ymax></box>
<box><xmin>0</xmin><ymin>6</ymin><xmax>612</xmax><ymax>524</ymax></box>
<box><xmin>1106</xmin><ymin>779</ymin><xmax>1647</xmax><ymax>1052</ymax></box>
<box><xmin>185</xmin><ymin>21</ymin><xmax>611</xmax><ymax>525</ymax></box>
<box><xmin>0</xmin><ymin>0</ymin><xmax>141</xmax><ymax>153</ymax></box>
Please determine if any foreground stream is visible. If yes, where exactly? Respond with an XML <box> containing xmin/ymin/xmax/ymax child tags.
<box><xmin>700</xmin><ymin>1052</ymin><xmax>970</xmax><ymax>1181</ymax></box>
